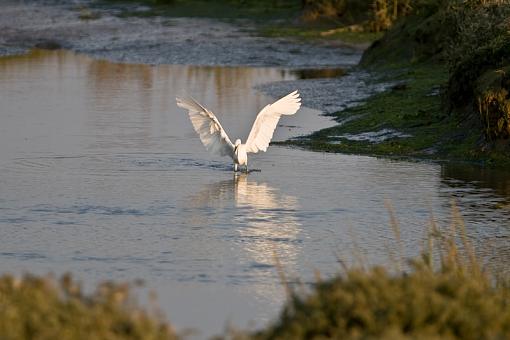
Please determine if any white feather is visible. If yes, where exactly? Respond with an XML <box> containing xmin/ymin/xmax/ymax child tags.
<box><xmin>176</xmin><ymin>97</ymin><xmax>235</xmax><ymax>158</ymax></box>
<box><xmin>245</xmin><ymin>90</ymin><xmax>301</xmax><ymax>153</ymax></box>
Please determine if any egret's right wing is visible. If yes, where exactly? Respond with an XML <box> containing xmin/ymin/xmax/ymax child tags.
<box><xmin>176</xmin><ymin>97</ymin><xmax>235</xmax><ymax>158</ymax></box>
<box><xmin>245</xmin><ymin>90</ymin><xmax>301</xmax><ymax>153</ymax></box>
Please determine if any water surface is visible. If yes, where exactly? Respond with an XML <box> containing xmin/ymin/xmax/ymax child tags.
<box><xmin>1</xmin><ymin>49</ymin><xmax>510</xmax><ymax>336</ymax></box>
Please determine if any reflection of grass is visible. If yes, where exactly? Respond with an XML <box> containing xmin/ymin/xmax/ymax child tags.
<box><xmin>0</xmin><ymin>274</ymin><xmax>175</xmax><ymax>339</ymax></box>
<box><xmin>251</xmin><ymin>204</ymin><xmax>510</xmax><ymax>340</ymax></box>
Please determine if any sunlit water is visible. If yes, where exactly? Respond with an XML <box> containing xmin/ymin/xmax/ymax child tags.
<box><xmin>1</xmin><ymin>49</ymin><xmax>510</xmax><ymax>336</ymax></box>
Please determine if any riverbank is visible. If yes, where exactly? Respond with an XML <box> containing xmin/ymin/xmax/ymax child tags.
<box><xmin>282</xmin><ymin>62</ymin><xmax>478</xmax><ymax>163</ymax></box>
<box><xmin>285</xmin><ymin>1</ymin><xmax>510</xmax><ymax>168</ymax></box>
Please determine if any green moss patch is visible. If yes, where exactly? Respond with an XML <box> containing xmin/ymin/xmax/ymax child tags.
<box><xmin>282</xmin><ymin>62</ymin><xmax>510</xmax><ymax>166</ymax></box>
<box><xmin>259</xmin><ymin>25</ymin><xmax>383</xmax><ymax>46</ymax></box>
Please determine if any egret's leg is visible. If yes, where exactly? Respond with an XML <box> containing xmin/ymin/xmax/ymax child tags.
<box><xmin>234</xmin><ymin>164</ymin><xmax>238</xmax><ymax>172</ymax></box>
<box><xmin>245</xmin><ymin>163</ymin><xmax>249</xmax><ymax>174</ymax></box>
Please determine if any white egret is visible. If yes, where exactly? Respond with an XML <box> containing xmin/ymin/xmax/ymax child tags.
<box><xmin>176</xmin><ymin>91</ymin><xmax>301</xmax><ymax>172</ymax></box>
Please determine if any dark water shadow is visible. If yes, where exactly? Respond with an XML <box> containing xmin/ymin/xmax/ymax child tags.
<box><xmin>288</xmin><ymin>68</ymin><xmax>346</xmax><ymax>80</ymax></box>
<box><xmin>186</xmin><ymin>174</ymin><xmax>302</xmax><ymax>267</ymax></box>
<box><xmin>441</xmin><ymin>163</ymin><xmax>510</xmax><ymax>198</ymax></box>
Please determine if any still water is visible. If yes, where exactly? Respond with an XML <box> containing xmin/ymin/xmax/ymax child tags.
<box><xmin>1</xmin><ymin>49</ymin><xmax>510</xmax><ymax>336</ymax></box>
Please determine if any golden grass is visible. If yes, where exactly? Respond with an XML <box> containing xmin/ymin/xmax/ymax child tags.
<box><xmin>2</xmin><ymin>203</ymin><xmax>509</xmax><ymax>339</ymax></box>
<box><xmin>0</xmin><ymin>274</ymin><xmax>176</xmax><ymax>339</ymax></box>
<box><xmin>247</xmin><ymin>202</ymin><xmax>510</xmax><ymax>340</ymax></box>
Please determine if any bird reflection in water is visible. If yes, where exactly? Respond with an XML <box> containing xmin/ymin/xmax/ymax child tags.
<box><xmin>188</xmin><ymin>174</ymin><xmax>301</xmax><ymax>271</ymax></box>
<box><xmin>232</xmin><ymin>174</ymin><xmax>301</xmax><ymax>269</ymax></box>
<box><xmin>186</xmin><ymin>174</ymin><xmax>301</xmax><ymax>309</ymax></box>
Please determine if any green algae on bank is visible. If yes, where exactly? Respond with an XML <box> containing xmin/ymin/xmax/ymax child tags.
<box><xmin>259</xmin><ymin>25</ymin><xmax>383</xmax><ymax>46</ymax></box>
<box><xmin>278</xmin><ymin>0</ymin><xmax>510</xmax><ymax>168</ymax></box>
<box><xmin>280</xmin><ymin>62</ymin><xmax>510</xmax><ymax>167</ymax></box>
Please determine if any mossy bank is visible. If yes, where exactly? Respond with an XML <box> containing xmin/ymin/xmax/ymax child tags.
<box><xmin>289</xmin><ymin>0</ymin><xmax>510</xmax><ymax>167</ymax></box>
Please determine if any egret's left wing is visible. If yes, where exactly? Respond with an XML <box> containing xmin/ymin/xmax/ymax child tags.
<box><xmin>176</xmin><ymin>97</ymin><xmax>235</xmax><ymax>158</ymax></box>
<box><xmin>245</xmin><ymin>90</ymin><xmax>301</xmax><ymax>153</ymax></box>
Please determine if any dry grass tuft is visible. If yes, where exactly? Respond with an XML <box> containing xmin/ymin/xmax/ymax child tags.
<box><xmin>249</xmin><ymin>202</ymin><xmax>510</xmax><ymax>340</ymax></box>
<box><xmin>2</xmin><ymin>202</ymin><xmax>509</xmax><ymax>340</ymax></box>
<box><xmin>0</xmin><ymin>274</ymin><xmax>176</xmax><ymax>339</ymax></box>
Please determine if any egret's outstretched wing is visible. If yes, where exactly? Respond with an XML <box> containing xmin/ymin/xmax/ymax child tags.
<box><xmin>245</xmin><ymin>90</ymin><xmax>301</xmax><ymax>153</ymax></box>
<box><xmin>176</xmin><ymin>97</ymin><xmax>235</xmax><ymax>158</ymax></box>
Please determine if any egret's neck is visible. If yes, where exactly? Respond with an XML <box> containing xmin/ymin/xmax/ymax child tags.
<box><xmin>234</xmin><ymin>141</ymin><xmax>242</xmax><ymax>153</ymax></box>
<box><xmin>235</xmin><ymin>143</ymin><xmax>246</xmax><ymax>155</ymax></box>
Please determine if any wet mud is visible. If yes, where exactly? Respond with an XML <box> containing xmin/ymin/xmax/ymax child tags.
<box><xmin>1</xmin><ymin>0</ymin><xmax>360</xmax><ymax>68</ymax></box>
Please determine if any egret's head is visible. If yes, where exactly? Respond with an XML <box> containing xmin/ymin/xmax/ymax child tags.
<box><xmin>235</xmin><ymin>139</ymin><xmax>241</xmax><ymax>146</ymax></box>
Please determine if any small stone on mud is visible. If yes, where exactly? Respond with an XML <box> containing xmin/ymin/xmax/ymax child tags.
<box><xmin>391</xmin><ymin>82</ymin><xmax>408</xmax><ymax>91</ymax></box>
<box><xmin>34</xmin><ymin>40</ymin><xmax>62</xmax><ymax>50</ymax></box>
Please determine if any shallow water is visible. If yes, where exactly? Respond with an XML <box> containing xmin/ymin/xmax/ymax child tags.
<box><xmin>1</xmin><ymin>49</ymin><xmax>510</xmax><ymax>336</ymax></box>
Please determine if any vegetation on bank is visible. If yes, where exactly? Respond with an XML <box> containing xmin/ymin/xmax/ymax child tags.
<box><xmin>254</xmin><ymin>250</ymin><xmax>510</xmax><ymax>339</ymax></box>
<box><xmin>5</xmin><ymin>208</ymin><xmax>510</xmax><ymax>339</ymax></box>
<box><xmin>258</xmin><ymin>0</ymin><xmax>412</xmax><ymax>45</ymax></box>
<box><xmin>286</xmin><ymin>63</ymin><xmax>460</xmax><ymax>160</ymax></box>
<box><xmin>248</xmin><ymin>204</ymin><xmax>510</xmax><ymax>340</ymax></box>
<box><xmin>0</xmin><ymin>274</ymin><xmax>175</xmax><ymax>339</ymax></box>
<box><xmin>259</xmin><ymin>26</ymin><xmax>383</xmax><ymax>46</ymax></box>
<box><xmin>293</xmin><ymin>0</ymin><xmax>510</xmax><ymax>167</ymax></box>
